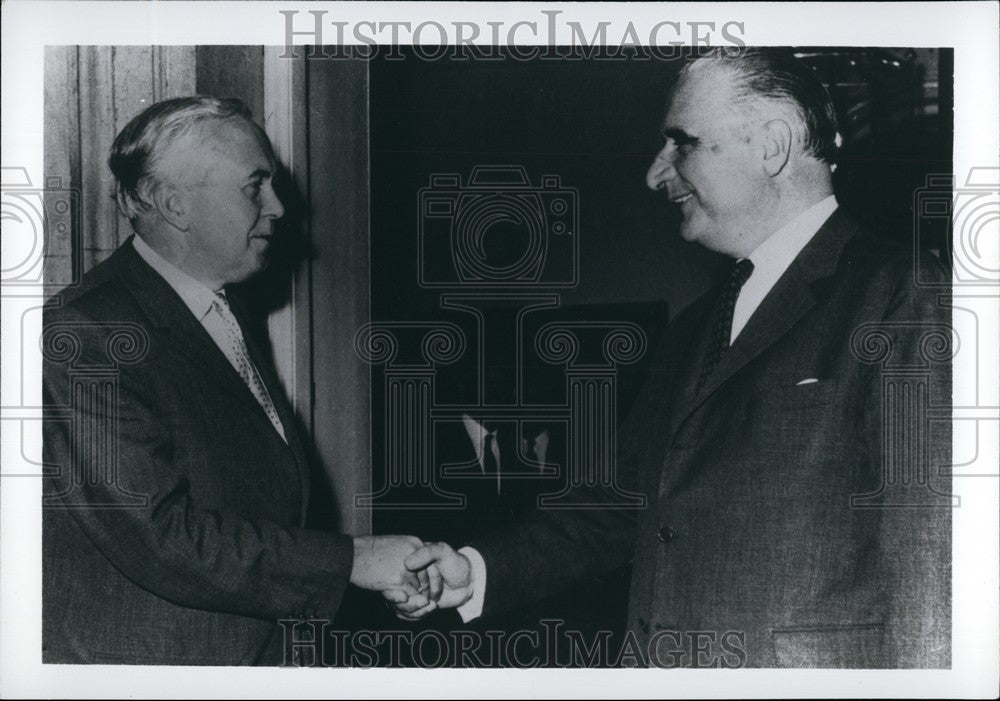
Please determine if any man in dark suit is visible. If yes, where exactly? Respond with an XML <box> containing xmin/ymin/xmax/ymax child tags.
<box><xmin>392</xmin><ymin>49</ymin><xmax>952</xmax><ymax>668</ymax></box>
<box><xmin>429</xmin><ymin>415</ymin><xmax>559</xmax><ymax>538</ymax></box>
<box><xmin>42</xmin><ymin>96</ymin><xmax>431</xmax><ymax>665</ymax></box>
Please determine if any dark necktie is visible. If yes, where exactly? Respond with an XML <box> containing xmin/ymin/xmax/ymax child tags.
<box><xmin>696</xmin><ymin>258</ymin><xmax>754</xmax><ymax>393</ymax></box>
<box><xmin>482</xmin><ymin>432</ymin><xmax>499</xmax><ymax>475</ymax></box>
<box><xmin>482</xmin><ymin>430</ymin><xmax>504</xmax><ymax>495</ymax></box>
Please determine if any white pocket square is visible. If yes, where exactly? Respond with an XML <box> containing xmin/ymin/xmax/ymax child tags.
<box><xmin>796</xmin><ymin>378</ymin><xmax>819</xmax><ymax>386</ymax></box>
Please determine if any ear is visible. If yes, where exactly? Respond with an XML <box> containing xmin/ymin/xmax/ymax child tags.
<box><xmin>760</xmin><ymin>119</ymin><xmax>793</xmax><ymax>177</ymax></box>
<box><xmin>151</xmin><ymin>184</ymin><xmax>190</xmax><ymax>232</ymax></box>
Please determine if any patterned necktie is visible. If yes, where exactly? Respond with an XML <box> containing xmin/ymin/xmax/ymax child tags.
<box><xmin>696</xmin><ymin>258</ymin><xmax>754</xmax><ymax>393</ymax></box>
<box><xmin>212</xmin><ymin>293</ymin><xmax>287</xmax><ymax>442</ymax></box>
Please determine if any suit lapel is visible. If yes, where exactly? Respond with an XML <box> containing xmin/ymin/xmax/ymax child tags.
<box><xmin>666</xmin><ymin>295</ymin><xmax>716</xmax><ymax>434</ymax></box>
<box><xmin>113</xmin><ymin>242</ymin><xmax>254</xmax><ymax>400</ymax></box>
<box><xmin>694</xmin><ymin>263</ymin><xmax>817</xmax><ymax>402</ymax></box>
<box><xmin>438</xmin><ymin>420</ymin><xmax>482</xmax><ymax>474</ymax></box>
<box><xmin>115</xmin><ymin>241</ymin><xmax>301</xmax><ymax>440</ymax></box>
<box><xmin>668</xmin><ymin>209</ymin><xmax>860</xmax><ymax>438</ymax></box>
<box><xmin>111</xmin><ymin>240</ymin><xmax>310</xmax><ymax>521</ymax></box>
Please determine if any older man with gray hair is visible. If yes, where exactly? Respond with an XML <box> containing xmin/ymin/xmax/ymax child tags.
<box><xmin>43</xmin><ymin>96</ymin><xmax>429</xmax><ymax>665</ymax></box>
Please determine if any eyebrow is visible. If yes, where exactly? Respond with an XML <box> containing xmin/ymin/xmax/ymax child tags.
<box><xmin>660</xmin><ymin>127</ymin><xmax>700</xmax><ymax>146</ymax></box>
<box><xmin>245</xmin><ymin>168</ymin><xmax>273</xmax><ymax>182</ymax></box>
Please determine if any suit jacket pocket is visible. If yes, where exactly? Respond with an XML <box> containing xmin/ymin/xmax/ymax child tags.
<box><xmin>761</xmin><ymin>378</ymin><xmax>838</xmax><ymax>411</ymax></box>
<box><xmin>771</xmin><ymin>622</ymin><xmax>885</xmax><ymax>668</ymax></box>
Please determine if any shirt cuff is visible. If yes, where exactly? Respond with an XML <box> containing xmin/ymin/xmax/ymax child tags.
<box><xmin>456</xmin><ymin>546</ymin><xmax>486</xmax><ymax>623</ymax></box>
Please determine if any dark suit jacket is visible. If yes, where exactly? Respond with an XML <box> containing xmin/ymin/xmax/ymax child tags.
<box><xmin>42</xmin><ymin>239</ymin><xmax>354</xmax><ymax>665</ymax></box>
<box><xmin>472</xmin><ymin>209</ymin><xmax>952</xmax><ymax>668</ymax></box>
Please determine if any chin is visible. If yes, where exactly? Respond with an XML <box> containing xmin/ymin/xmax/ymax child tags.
<box><xmin>245</xmin><ymin>261</ymin><xmax>269</xmax><ymax>281</ymax></box>
<box><xmin>230</xmin><ymin>261</ymin><xmax>268</xmax><ymax>285</ymax></box>
<box><xmin>678</xmin><ymin>223</ymin><xmax>705</xmax><ymax>244</ymax></box>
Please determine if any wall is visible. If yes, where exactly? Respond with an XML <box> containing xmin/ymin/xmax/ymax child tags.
<box><xmin>44</xmin><ymin>46</ymin><xmax>196</xmax><ymax>286</ymax></box>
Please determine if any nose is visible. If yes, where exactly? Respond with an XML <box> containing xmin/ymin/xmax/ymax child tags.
<box><xmin>262</xmin><ymin>181</ymin><xmax>285</xmax><ymax>220</ymax></box>
<box><xmin>646</xmin><ymin>143</ymin><xmax>677</xmax><ymax>191</ymax></box>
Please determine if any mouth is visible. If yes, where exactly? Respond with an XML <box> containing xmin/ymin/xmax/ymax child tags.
<box><xmin>671</xmin><ymin>192</ymin><xmax>694</xmax><ymax>205</ymax></box>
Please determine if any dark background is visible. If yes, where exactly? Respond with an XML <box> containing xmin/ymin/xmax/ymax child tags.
<box><xmin>369</xmin><ymin>47</ymin><xmax>953</xmax><ymax>318</ymax></box>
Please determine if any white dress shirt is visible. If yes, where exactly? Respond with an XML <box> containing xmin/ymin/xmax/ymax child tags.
<box><xmin>456</xmin><ymin>195</ymin><xmax>840</xmax><ymax>623</ymax></box>
<box><xmin>460</xmin><ymin>414</ymin><xmax>499</xmax><ymax>472</ymax></box>
<box><xmin>732</xmin><ymin>195</ymin><xmax>839</xmax><ymax>343</ymax></box>
<box><xmin>460</xmin><ymin>414</ymin><xmax>551</xmax><ymax>471</ymax></box>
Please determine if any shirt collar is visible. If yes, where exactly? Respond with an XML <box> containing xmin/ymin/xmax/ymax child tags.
<box><xmin>745</xmin><ymin>195</ymin><xmax>839</xmax><ymax>272</ymax></box>
<box><xmin>132</xmin><ymin>235</ymin><xmax>219</xmax><ymax>322</ymax></box>
<box><xmin>461</xmin><ymin>414</ymin><xmax>490</xmax><ymax>444</ymax></box>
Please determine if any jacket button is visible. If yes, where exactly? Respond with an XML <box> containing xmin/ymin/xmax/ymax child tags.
<box><xmin>658</xmin><ymin>526</ymin><xmax>675</xmax><ymax>543</ymax></box>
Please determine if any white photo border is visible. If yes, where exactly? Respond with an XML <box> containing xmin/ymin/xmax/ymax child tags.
<box><xmin>2</xmin><ymin>1</ymin><xmax>997</xmax><ymax>698</ymax></box>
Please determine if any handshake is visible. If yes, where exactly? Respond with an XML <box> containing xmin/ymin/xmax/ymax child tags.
<box><xmin>349</xmin><ymin>536</ymin><xmax>475</xmax><ymax>620</ymax></box>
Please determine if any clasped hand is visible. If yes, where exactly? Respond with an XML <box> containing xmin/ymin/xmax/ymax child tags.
<box><xmin>350</xmin><ymin>536</ymin><xmax>471</xmax><ymax>620</ymax></box>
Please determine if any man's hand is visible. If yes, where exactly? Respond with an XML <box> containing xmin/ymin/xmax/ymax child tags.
<box><xmin>382</xmin><ymin>541</ymin><xmax>473</xmax><ymax>620</ymax></box>
<box><xmin>350</xmin><ymin>535</ymin><xmax>430</xmax><ymax>604</ymax></box>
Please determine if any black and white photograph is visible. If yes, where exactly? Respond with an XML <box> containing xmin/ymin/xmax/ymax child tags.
<box><xmin>1</xmin><ymin>1</ymin><xmax>997</xmax><ymax>698</ymax></box>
